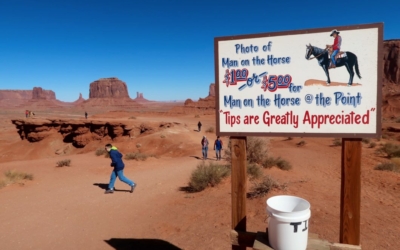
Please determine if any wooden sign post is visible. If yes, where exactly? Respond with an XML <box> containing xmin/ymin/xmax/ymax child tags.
<box><xmin>340</xmin><ymin>138</ymin><xmax>362</xmax><ymax>245</ymax></box>
<box><xmin>214</xmin><ymin>23</ymin><xmax>383</xmax><ymax>249</ymax></box>
<box><xmin>230</xmin><ymin>136</ymin><xmax>247</xmax><ymax>250</ymax></box>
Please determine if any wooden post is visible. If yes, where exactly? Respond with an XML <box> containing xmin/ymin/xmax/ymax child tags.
<box><xmin>340</xmin><ymin>138</ymin><xmax>361</xmax><ymax>245</ymax></box>
<box><xmin>231</xmin><ymin>136</ymin><xmax>247</xmax><ymax>250</ymax></box>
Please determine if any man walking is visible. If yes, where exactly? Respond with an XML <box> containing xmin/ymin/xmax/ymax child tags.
<box><xmin>85</xmin><ymin>111</ymin><xmax>88</xmax><ymax>119</ymax></box>
<box><xmin>201</xmin><ymin>136</ymin><xmax>209</xmax><ymax>160</ymax></box>
<box><xmin>197</xmin><ymin>121</ymin><xmax>202</xmax><ymax>132</ymax></box>
<box><xmin>214</xmin><ymin>136</ymin><xmax>223</xmax><ymax>161</ymax></box>
<box><xmin>104</xmin><ymin>144</ymin><xmax>136</xmax><ymax>194</ymax></box>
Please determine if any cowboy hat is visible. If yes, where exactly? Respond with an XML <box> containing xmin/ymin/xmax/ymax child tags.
<box><xmin>330</xmin><ymin>29</ymin><xmax>340</xmax><ymax>36</ymax></box>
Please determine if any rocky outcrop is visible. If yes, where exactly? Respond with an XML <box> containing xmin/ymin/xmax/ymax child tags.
<box><xmin>11</xmin><ymin>119</ymin><xmax>176</xmax><ymax>148</ymax></box>
<box><xmin>208</xmin><ymin>83</ymin><xmax>215</xmax><ymax>97</ymax></box>
<box><xmin>168</xmin><ymin>83</ymin><xmax>216</xmax><ymax>115</ymax></box>
<box><xmin>11</xmin><ymin>119</ymin><xmax>135</xmax><ymax>148</ymax></box>
<box><xmin>32</xmin><ymin>87</ymin><xmax>56</xmax><ymax>100</ymax></box>
<box><xmin>383</xmin><ymin>40</ymin><xmax>400</xmax><ymax>84</ymax></box>
<box><xmin>89</xmin><ymin>77</ymin><xmax>130</xmax><ymax>98</ymax></box>
<box><xmin>72</xmin><ymin>93</ymin><xmax>85</xmax><ymax>105</ymax></box>
<box><xmin>0</xmin><ymin>90</ymin><xmax>33</xmax><ymax>100</ymax></box>
<box><xmin>133</xmin><ymin>91</ymin><xmax>150</xmax><ymax>102</ymax></box>
<box><xmin>382</xmin><ymin>40</ymin><xmax>400</xmax><ymax>118</ymax></box>
<box><xmin>0</xmin><ymin>88</ymin><xmax>56</xmax><ymax>107</ymax></box>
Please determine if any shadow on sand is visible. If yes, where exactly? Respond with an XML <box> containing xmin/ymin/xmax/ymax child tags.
<box><xmin>105</xmin><ymin>238</ymin><xmax>182</xmax><ymax>250</ymax></box>
<box><xmin>93</xmin><ymin>183</ymin><xmax>130</xmax><ymax>192</ymax></box>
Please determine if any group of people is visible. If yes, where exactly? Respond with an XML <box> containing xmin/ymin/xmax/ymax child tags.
<box><xmin>25</xmin><ymin>110</ymin><xmax>35</xmax><ymax>118</ymax></box>
<box><xmin>101</xmin><ymin>121</ymin><xmax>225</xmax><ymax>195</ymax></box>
<box><xmin>201</xmin><ymin>135</ymin><xmax>223</xmax><ymax>160</ymax></box>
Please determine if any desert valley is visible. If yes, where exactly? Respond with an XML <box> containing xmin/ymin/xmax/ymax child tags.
<box><xmin>0</xmin><ymin>40</ymin><xmax>400</xmax><ymax>250</ymax></box>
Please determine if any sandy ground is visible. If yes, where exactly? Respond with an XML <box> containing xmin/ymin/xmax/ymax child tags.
<box><xmin>0</xmin><ymin>109</ymin><xmax>399</xmax><ymax>250</ymax></box>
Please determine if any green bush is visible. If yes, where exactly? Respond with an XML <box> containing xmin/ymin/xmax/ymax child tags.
<box><xmin>247</xmin><ymin>163</ymin><xmax>262</xmax><ymax>180</ymax></box>
<box><xmin>57</xmin><ymin>159</ymin><xmax>71</xmax><ymax>167</ymax></box>
<box><xmin>369</xmin><ymin>142</ymin><xmax>377</xmax><ymax>148</ymax></box>
<box><xmin>188</xmin><ymin>162</ymin><xmax>230</xmax><ymax>192</ymax></box>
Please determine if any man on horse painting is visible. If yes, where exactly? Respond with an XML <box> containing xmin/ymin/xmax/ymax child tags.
<box><xmin>326</xmin><ymin>29</ymin><xmax>342</xmax><ymax>69</ymax></box>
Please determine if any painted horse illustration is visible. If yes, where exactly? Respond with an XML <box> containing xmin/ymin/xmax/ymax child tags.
<box><xmin>305</xmin><ymin>44</ymin><xmax>361</xmax><ymax>86</ymax></box>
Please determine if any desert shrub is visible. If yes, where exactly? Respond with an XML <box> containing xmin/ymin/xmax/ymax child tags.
<box><xmin>362</xmin><ymin>138</ymin><xmax>371</xmax><ymax>144</ymax></box>
<box><xmin>247</xmin><ymin>137</ymin><xmax>268</xmax><ymax>164</ymax></box>
<box><xmin>205</xmin><ymin>127</ymin><xmax>214</xmax><ymax>133</ymax></box>
<box><xmin>381</xmin><ymin>134</ymin><xmax>389</xmax><ymax>140</ymax></box>
<box><xmin>395</xmin><ymin>117</ymin><xmax>400</xmax><ymax>123</ymax></box>
<box><xmin>160</xmin><ymin>134</ymin><xmax>166</xmax><ymax>138</ymax></box>
<box><xmin>247</xmin><ymin>175</ymin><xmax>282</xmax><ymax>199</ymax></box>
<box><xmin>125</xmin><ymin>152</ymin><xmax>148</xmax><ymax>161</ymax></box>
<box><xmin>136</xmin><ymin>143</ymin><xmax>142</xmax><ymax>149</ymax></box>
<box><xmin>0</xmin><ymin>170</ymin><xmax>33</xmax><ymax>189</ymax></box>
<box><xmin>287</xmin><ymin>137</ymin><xmax>293</xmax><ymax>140</ymax></box>
<box><xmin>391</xmin><ymin>157</ymin><xmax>400</xmax><ymax>166</ymax></box>
<box><xmin>128</xmin><ymin>116</ymin><xmax>136</xmax><ymax>119</ymax></box>
<box><xmin>56</xmin><ymin>159</ymin><xmax>71</xmax><ymax>167</ymax></box>
<box><xmin>297</xmin><ymin>140</ymin><xmax>306</xmax><ymax>146</ymax></box>
<box><xmin>262</xmin><ymin>156</ymin><xmax>292</xmax><ymax>171</ymax></box>
<box><xmin>224</xmin><ymin>137</ymin><xmax>269</xmax><ymax>164</ymax></box>
<box><xmin>247</xmin><ymin>163</ymin><xmax>263</xmax><ymax>180</ymax></box>
<box><xmin>188</xmin><ymin>162</ymin><xmax>230</xmax><ymax>192</ymax></box>
<box><xmin>224</xmin><ymin>140</ymin><xmax>232</xmax><ymax>161</ymax></box>
<box><xmin>374</xmin><ymin>162</ymin><xmax>400</xmax><ymax>172</ymax></box>
<box><xmin>377</xmin><ymin>143</ymin><xmax>400</xmax><ymax>158</ymax></box>
<box><xmin>194</xmin><ymin>114</ymin><xmax>200</xmax><ymax>118</ymax></box>
<box><xmin>95</xmin><ymin>148</ymin><xmax>107</xmax><ymax>156</ymax></box>
<box><xmin>4</xmin><ymin>170</ymin><xmax>33</xmax><ymax>181</ymax></box>
<box><xmin>276</xmin><ymin>158</ymin><xmax>292</xmax><ymax>171</ymax></box>
<box><xmin>333</xmin><ymin>138</ymin><xmax>342</xmax><ymax>146</ymax></box>
<box><xmin>263</xmin><ymin>156</ymin><xmax>279</xmax><ymax>169</ymax></box>
<box><xmin>369</xmin><ymin>142</ymin><xmax>377</xmax><ymax>148</ymax></box>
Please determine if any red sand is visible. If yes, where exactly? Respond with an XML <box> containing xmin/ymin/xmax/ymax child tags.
<box><xmin>0</xmin><ymin>108</ymin><xmax>399</xmax><ymax>250</ymax></box>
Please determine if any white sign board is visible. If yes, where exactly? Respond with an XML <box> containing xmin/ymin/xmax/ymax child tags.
<box><xmin>214</xmin><ymin>23</ymin><xmax>383</xmax><ymax>138</ymax></box>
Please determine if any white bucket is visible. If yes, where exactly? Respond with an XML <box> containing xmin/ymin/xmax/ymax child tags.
<box><xmin>266</xmin><ymin>195</ymin><xmax>311</xmax><ymax>250</ymax></box>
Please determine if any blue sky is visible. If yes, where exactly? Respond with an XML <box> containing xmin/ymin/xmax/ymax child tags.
<box><xmin>0</xmin><ymin>0</ymin><xmax>397</xmax><ymax>102</ymax></box>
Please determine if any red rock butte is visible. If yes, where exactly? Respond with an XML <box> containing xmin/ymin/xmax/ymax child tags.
<box><xmin>89</xmin><ymin>77</ymin><xmax>130</xmax><ymax>99</ymax></box>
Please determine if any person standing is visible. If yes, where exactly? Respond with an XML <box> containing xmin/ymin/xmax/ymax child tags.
<box><xmin>327</xmin><ymin>29</ymin><xmax>342</xmax><ymax>69</ymax></box>
<box><xmin>214</xmin><ymin>136</ymin><xmax>223</xmax><ymax>161</ymax></box>
<box><xmin>104</xmin><ymin>144</ymin><xmax>136</xmax><ymax>194</ymax></box>
<box><xmin>197</xmin><ymin>121</ymin><xmax>202</xmax><ymax>132</ymax></box>
<box><xmin>85</xmin><ymin>111</ymin><xmax>88</xmax><ymax>119</ymax></box>
<box><xmin>201</xmin><ymin>136</ymin><xmax>209</xmax><ymax>160</ymax></box>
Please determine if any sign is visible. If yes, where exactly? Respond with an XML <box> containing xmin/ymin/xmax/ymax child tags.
<box><xmin>214</xmin><ymin>23</ymin><xmax>383</xmax><ymax>138</ymax></box>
